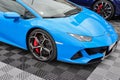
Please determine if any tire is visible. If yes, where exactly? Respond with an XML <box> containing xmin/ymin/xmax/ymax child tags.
<box><xmin>27</xmin><ymin>29</ymin><xmax>57</xmax><ymax>62</ymax></box>
<box><xmin>92</xmin><ymin>0</ymin><xmax>115</xmax><ymax>20</ymax></box>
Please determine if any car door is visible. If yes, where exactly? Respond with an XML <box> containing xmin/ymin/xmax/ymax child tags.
<box><xmin>115</xmin><ymin>0</ymin><xmax>120</xmax><ymax>5</ymax></box>
<box><xmin>69</xmin><ymin>0</ymin><xmax>92</xmax><ymax>7</ymax></box>
<box><xmin>0</xmin><ymin>0</ymin><xmax>34</xmax><ymax>48</ymax></box>
<box><xmin>78</xmin><ymin>0</ymin><xmax>90</xmax><ymax>5</ymax></box>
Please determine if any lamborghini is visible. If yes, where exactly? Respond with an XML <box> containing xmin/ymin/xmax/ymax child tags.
<box><xmin>0</xmin><ymin>0</ymin><xmax>118</xmax><ymax>64</ymax></box>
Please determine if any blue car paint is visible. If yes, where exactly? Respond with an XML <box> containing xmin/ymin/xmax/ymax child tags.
<box><xmin>69</xmin><ymin>0</ymin><xmax>120</xmax><ymax>16</ymax></box>
<box><xmin>0</xmin><ymin>0</ymin><xmax>118</xmax><ymax>64</ymax></box>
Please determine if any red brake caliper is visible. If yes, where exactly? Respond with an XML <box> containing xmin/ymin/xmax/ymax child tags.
<box><xmin>33</xmin><ymin>39</ymin><xmax>40</xmax><ymax>54</ymax></box>
<box><xmin>97</xmin><ymin>4</ymin><xmax>103</xmax><ymax>13</ymax></box>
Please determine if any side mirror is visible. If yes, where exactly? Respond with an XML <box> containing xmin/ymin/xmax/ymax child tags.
<box><xmin>4</xmin><ymin>12</ymin><xmax>20</xmax><ymax>22</ymax></box>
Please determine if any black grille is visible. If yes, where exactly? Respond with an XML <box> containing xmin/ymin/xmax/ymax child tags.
<box><xmin>71</xmin><ymin>51</ymin><xmax>83</xmax><ymax>60</ymax></box>
<box><xmin>85</xmin><ymin>46</ymin><xmax>108</xmax><ymax>55</ymax></box>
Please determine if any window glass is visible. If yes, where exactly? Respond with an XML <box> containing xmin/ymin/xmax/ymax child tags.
<box><xmin>23</xmin><ymin>0</ymin><xmax>81</xmax><ymax>18</ymax></box>
<box><xmin>0</xmin><ymin>0</ymin><xmax>25</xmax><ymax>15</ymax></box>
<box><xmin>0</xmin><ymin>0</ymin><xmax>34</xmax><ymax>19</ymax></box>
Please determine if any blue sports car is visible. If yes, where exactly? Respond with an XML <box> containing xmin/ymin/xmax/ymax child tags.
<box><xmin>68</xmin><ymin>0</ymin><xmax>120</xmax><ymax>20</ymax></box>
<box><xmin>0</xmin><ymin>0</ymin><xmax>118</xmax><ymax>64</ymax></box>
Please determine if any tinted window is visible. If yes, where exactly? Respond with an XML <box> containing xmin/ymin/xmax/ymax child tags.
<box><xmin>23</xmin><ymin>0</ymin><xmax>81</xmax><ymax>18</ymax></box>
<box><xmin>0</xmin><ymin>0</ymin><xmax>25</xmax><ymax>15</ymax></box>
<box><xmin>0</xmin><ymin>0</ymin><xmax>35</xmax><ymax>19</ymax></box>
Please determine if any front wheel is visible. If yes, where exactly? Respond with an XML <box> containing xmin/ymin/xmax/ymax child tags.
<box><xmin>27</xmin><ymin>29</ymin><xmax>57</xmax><ymax>62</ymax></box>
<box><xmin>92</xmin><ymin>0</ymin><xmax>115</xmax><ymax>20</ymax></box>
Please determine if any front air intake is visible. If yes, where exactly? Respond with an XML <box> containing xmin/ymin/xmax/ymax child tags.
<box><xmin>71</xmin><ymin>51</ymin><xmax>83</xmax><ymax>60</ymax></box>
<box><xmin>85</xmin><ymin>46</ymin><xmax>108</xmax><ymax>55</ymax></box>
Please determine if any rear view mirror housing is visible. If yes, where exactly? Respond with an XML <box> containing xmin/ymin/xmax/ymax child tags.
<box><xmin>4</xmin><ymin>12</ymin><xmax>20</xmax><ymax>22</ymax></box>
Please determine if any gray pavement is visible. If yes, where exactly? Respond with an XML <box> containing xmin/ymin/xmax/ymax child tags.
<box><xmin>0</xmin><ymin>62</ymin><xmax>44</xmax><ymax>80</ymax></box>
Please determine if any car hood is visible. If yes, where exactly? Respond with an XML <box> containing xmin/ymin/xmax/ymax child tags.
<box><xmin>42</xmin><ymin>8</ymin><xmax>114</xmax><ymax>37</ymax></box>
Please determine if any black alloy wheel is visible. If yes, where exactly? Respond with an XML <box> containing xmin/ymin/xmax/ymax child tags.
<box><xmin>27</xmin><ymin>29</ymin><xmax>57</xmax><ymax>62</ymax></box>
<box><xmin>92</xmin><ymin>0</ymin><xmax>115</xmax><ymax>20</ymax></box>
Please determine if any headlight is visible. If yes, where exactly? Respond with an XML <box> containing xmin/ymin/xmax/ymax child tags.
<box><xmin>69</xmin><ymin>33</ymin><xmax>92</xmax><ymax>42</ymax></box>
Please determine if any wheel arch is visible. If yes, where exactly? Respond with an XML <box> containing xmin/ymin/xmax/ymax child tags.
<box><xmin>26</xmin><ymin>27</ymin><xmax>57</xmax><ymax>61</ymax></box>
<box><xmin>26</xmin><ymin>27</ymin><xmax>57</xmax><ymax>52</ymax></box>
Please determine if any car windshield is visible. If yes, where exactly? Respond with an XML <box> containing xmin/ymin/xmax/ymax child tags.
<box><xmin>23</xmin><ymin>0</ymin><xmax>81</xmax><ymax>18</ymax></box>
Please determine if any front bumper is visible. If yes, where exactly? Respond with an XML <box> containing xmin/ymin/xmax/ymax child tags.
<box><xmin>58</xmin><ymin>40</ymin><xmax>119</xmax><ymax>64</ymax></box>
